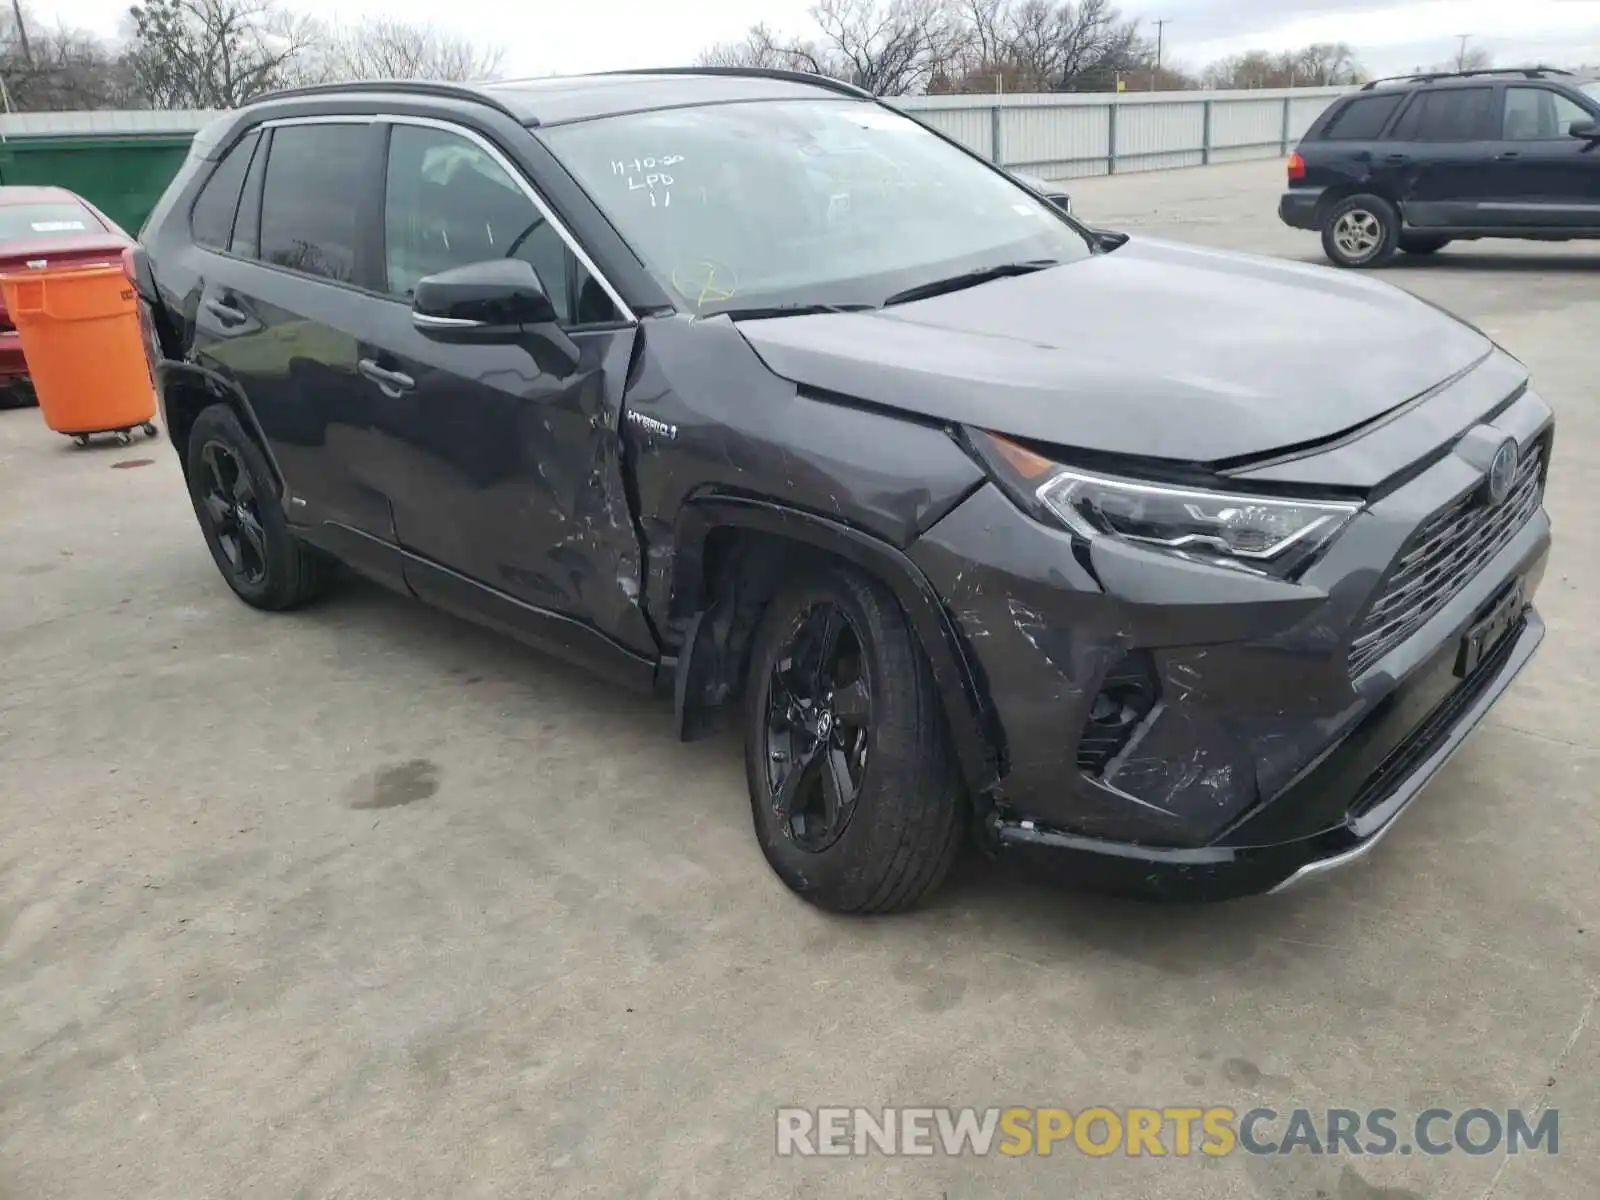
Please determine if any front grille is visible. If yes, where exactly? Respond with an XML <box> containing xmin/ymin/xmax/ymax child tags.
<box><xmin>1348</xmin><ymin>438</ymin><xmax>1546</xmax><ymax>677</ymax></box>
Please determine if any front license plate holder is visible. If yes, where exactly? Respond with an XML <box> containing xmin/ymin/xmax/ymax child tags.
<box><xmin>1455</xmin><ymin>579</ymin><xmax>1524</xmax><ymax>679</ymax></box>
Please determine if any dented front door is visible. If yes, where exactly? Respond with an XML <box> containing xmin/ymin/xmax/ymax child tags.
<box><xmin>362</xmin><ymin>314</ymin><xmax>655</xmax><ymax>655</ymax></box>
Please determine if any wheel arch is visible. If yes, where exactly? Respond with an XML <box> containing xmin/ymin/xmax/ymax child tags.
<box><xmin>1316</xmin><ymin>183</ymin><xmax>1403</xmax><ymax>226</ymax></box>
<box><xmin>159</xmin><ymin>362</ymin><xmax>285</xmax><ymax>492</ymax></box>
<box><xmin>668</xmin><ymin>496</ymin><xmax>1003</xmax><ymax>795</ymax></box>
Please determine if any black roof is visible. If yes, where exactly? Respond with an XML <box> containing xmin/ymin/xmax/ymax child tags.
<box><xmin>249</xmin><ymin>68</ymin><xmax>873</xmax><ymax>128</ymax></box>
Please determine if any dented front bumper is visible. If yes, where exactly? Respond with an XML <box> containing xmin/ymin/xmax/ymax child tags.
<box><xmin>909</xmin><ymin>403</ymin><xmax>1552</xmax><ymax>899</ymax></box>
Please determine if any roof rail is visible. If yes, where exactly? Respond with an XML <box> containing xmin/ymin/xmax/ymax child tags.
<box><xmin>591</xmin><ymin>66</ymin><xmax>876</xmax><ymax>101</ymax></box>
<box><xmin>1360</xmin><ymin>65</ymin><xmax>1574</xmax><ymax>90</ymax></box>
<box><xmin>244</xmin><ymin>79</ymin><xmax>521</xmax><ymax>121</ymax></box>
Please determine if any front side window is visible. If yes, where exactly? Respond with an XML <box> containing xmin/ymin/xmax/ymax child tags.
<box><xmin>539</xmin><ymin>99</ymin><xmax>1094</xmax><ymax>314</ymax></box>
<box><xmin>258</xmin><ymin>123</ymin><xmax>369</xmax><ymax>283</ymax></box>
<box><xmin>0</xmin><ymin>200</ymin><xmax>105</xmax><ymax>241</ymax></box>
<box><xmin>383</xmin><ymin>124</ymin><xmax>623</xmax><ymax>325</ymax></box>
<box><xmin>1503</xmin><ymin>87</ymin><xmax>1591</xmax><ymax>139</ymax></box>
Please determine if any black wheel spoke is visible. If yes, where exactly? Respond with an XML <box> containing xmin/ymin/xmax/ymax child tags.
<box><xmin>773</xmin><ymin>743</ymin><xmax>820</xmax><ymax>820</ymax></box>
<box><xmin>821</xmin><ymin>745</ymin><xmax>855</xmax><ymax>826</ymax></box>
<box><xmin>201</xmin><ymin>492</ymin><xmax>232</xmax><ymax>526</ymax></box>
<box><xmin>772</xmin><ymin>664</ymin><xmax>807</xmax><ymax>728</ymax></box>
<box><xmin>806</xmin><ymin>606</ymin><xmax>842</xmax><ymax>690</ymax></box>
<box><xmin>204</xmin><ymin>446</ymin><xmax>229</xmax><ymax>499</ymax></box>
<box><xmin>232</xmin><ymin>469</ymin><xmax>255</xmax><ymax>503</ymax></box>
<box><xmin>236</xmin><ymin>510</ymin><xmax>268</xmax><ymax>573</ymax></box>
<box><xmin>833</xmin><ymin>679</ymin><xmax>871</xmax><ymax>727</ymax></box>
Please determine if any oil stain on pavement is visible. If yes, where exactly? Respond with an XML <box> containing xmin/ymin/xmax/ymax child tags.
<box><xmin>348</xmin><ymin>759</ymin><xmax>441</xmax><ymax>809</ymax></box>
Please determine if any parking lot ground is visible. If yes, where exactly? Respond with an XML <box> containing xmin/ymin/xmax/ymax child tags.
<box><xmin>2</xmin><ymin>158</ymin><xmax>1597</xmax><ymax>1199</ymax></box>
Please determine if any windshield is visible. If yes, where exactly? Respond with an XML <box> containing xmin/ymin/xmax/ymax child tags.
<box><xmin>539</xmin><ymin>99</ymin><xmax>1093</xmax><ymax>314</ymax></box>
<box><xmin>0</xmin><ymin>201</ymin><xmax>103</xmax><ymax>241</ymax></box>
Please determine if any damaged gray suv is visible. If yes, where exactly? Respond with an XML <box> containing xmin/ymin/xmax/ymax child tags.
<box><xmin>137</xmin><ymin>68</ymin><xmax>1551</xmax><ymax>912</ymax></box>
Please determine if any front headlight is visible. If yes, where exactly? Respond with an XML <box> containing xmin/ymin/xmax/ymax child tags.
<box><xmin>971</xmin><ymin>429</ymin><xmax>1361</xmax><ymax>574</ymax></box>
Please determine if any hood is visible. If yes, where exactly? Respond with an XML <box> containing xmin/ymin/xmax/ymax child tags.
<box><xmin>734</xmin><ymin>236</ymin><xmax>1492</xmax><ymax>464</ymax></box>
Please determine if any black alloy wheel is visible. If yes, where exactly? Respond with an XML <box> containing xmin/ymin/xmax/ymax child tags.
<box><xmin>184</xmin><ymin>403</ymin><xmax>329</xmax><ymax>610</ymax></box>
<box><xmin>744</xmin><ymin>567</ymin><xmax>965</xmax><ymax>913</ymax></box>
<box><xmin>197</xmin><ymin>439</ymin><xmax>269</xmax><ymax>589</ymax></box>
<box><xmin>763</xmin><ymin>601</ymin><xmax>873</xmax><ymax>853</ymax></box>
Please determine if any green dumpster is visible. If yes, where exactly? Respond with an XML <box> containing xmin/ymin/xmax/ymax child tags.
<box><xmin>0</xmin><ymin>133</ymin><xmax>195</xmax><ymax>237</ymax></box>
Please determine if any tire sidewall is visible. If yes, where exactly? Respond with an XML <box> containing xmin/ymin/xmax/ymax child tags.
<box><xmin>1322</xmin><ymin>195</ymin><xmax>1400</xmax><ymax>268</ymax></box>
<box><xmin>743</xmin><ymin>573</ymin><xmax>928</xmax><ymax>909</ymax></box>
<box><xmin>184</xmin><ymin>405</ymin><xmax>296</xmax><ymax>606</ymax></box>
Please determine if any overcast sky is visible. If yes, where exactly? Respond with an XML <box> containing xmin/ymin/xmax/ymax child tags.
<box><xmin>33</xmin><ymin>0</ymin><xmax>1600</xmax><ymax>81</ymax></box>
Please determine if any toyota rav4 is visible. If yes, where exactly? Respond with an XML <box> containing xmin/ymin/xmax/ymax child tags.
<box><xmin>135</xmin><ymin>68</ymin><xmax>1552</xmax><ymax>912</ymax></box>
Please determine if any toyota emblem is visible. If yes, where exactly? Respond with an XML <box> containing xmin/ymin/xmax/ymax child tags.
<box><xmin>1485</xmin><ymin>439</ymin><xmax>1518</xmax><ymax>507</ymax></box>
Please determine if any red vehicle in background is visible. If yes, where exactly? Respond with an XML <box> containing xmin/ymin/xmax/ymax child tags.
<box><xmin>0</xmin><ymin>185</ymin><xmax>138</xmax><ymax>408</ymax></box>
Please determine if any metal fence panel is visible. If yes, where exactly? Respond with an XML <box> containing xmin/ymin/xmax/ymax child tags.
<box><xmin>901</xmin><ymin>86</ymin><xmax>1348</xmax><ymax>180</ymax></box>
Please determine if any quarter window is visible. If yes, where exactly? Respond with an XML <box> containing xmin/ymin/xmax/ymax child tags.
<box><xmin>189</xmin><ymin>130</ymin><xmax>259</xmax><ymax>251</ymax></box>
<box><xmin>258</xmin><ymin>123</ymin><xmax>370</xmax><ymax>283</ymax></box>
<box><xmin>1321</xmin><ymin>94</ymin><xmax>1403</xmax><ymax>140</ymax></box>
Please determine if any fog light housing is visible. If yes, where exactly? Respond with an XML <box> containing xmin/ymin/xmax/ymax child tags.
<box><xmin>1076</xmin><ymin>651</ymin><xmax>1158</xmax><ymax>774</ymax></box>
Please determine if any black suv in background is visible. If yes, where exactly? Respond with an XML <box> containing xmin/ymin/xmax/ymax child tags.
<box><xmin>1280</xmin><ymin>67</ymin><xmax>1600</xmax><ymax>266</ymax></box>
<box><xmin>136</xmin><ymin>69</ymin><xmax>1551</xmax><ymax>913</ymax></box>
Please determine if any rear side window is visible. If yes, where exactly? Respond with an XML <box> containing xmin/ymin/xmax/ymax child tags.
<box><xmin>1320</xmin><ymin>94</ymin><xmax>1404</xmax><ymax>140</ymax></box>
<box><xmin>189</xmin><ymin>131</ymin><xmax>259</xmax><ymax>251</ymax></box>
<box><xmin>258</xmin><ymin>123</ymin><xmax>371</xmax><ymax>284</ymax></box>
<box><xmin>1391</xmin><ymin>87</ymin><xmax>1496</xmax><ymax>141</ymax></box>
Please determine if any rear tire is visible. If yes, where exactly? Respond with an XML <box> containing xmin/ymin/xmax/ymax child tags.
<box><xmin>743</xmin><ymin>565</ymin><xmax>964</xmax><ymax>914</ymax></box>
<box><xmin>0</xmin><ymin>378</ymin><xmax>36</xmax><ymax>409</ymax></box>
<box><xmin>1399</xmin><ymin>235</ymin><xmax>1450</xmax><ymax>255</ymax></box>
<box><xmin>185</xmin><ymin>403</ymin><xmax>329</xmax><ymax>611</ymax></box>
<box><xmin>1321</xmin><ymin>194</ymin><xmax>1400</xmax><ymax>268</ymax></box>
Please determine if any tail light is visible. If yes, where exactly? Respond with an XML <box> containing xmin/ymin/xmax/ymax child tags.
<box><xmin>120</xmin><ymin>246</ymin><xmax>138</xmax><ymax>282</ymax></box>
<box><xmin>1286</xmin><ymin>151</ymin><xmax>1306</xmax><ymax>182</ymax></box>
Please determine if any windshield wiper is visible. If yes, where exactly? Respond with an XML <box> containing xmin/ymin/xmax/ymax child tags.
<box><xmin>713</xmin><ymin>302</ymin><xmax>878</xmax><ymax>321</ymax></box>
<box><xmin>881</xmin><ymin>259</ymin><xmax>1059</xmax><ymax>307</ymax></box>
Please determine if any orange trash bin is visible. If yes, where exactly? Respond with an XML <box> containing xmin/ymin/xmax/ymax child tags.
<box><xmin>0</xmin><ymin>262</ymin><xmax>159</xmax><ymax>446</ymax></box>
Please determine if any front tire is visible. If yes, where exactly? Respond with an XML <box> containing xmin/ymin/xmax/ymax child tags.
<box><xmin>185</xmin><ymin>403</ymin><xmax>329</xmax><ymax>611</ymax></box>
<box><xmin>744</xmin><ymin>566</ymin><xmax>964</xmax><ymax>914</ymax></box>
<box><xmin>1321</xmin><ymin>194</ymin><xmax>1400</xmax><ymax>268</ymax></box>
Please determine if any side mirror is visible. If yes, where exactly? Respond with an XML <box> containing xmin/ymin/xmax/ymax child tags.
<box><xmin>1569</xmin><ymin>118</ymin><xmax>1600</xmax><ymax>141</ymax></box>
<box><xmin>412</xmin><ymin>258</ymin><xmax>558</xmax><ymax>344</ymax></box>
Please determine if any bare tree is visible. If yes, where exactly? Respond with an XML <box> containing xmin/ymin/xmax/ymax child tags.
<box><xmin>0</xmin><ymin>5</ymin><xmax>134</xmax><ymax>109</ymax></box>
<box><xmin>314</xmin><ymin>16</ymin><xmax>504</xmax><ymax>83</ymax></box>
<box><xmin>1203</xmin><ymin>43</ymin><xmax>1363</xmax><ymax>90</ymax></box>
<box><xmin>1447</xmin><ymin>37</ymin><xmax>1493</xmax><ymax>72</ymax></box>
<box><xmin>696</xmin><ymin>21</ymin><xmax>830</xmax><ymax>75</ymax></box>
<box><xmin>807</xmin><ymin>0</ymin><xmax>960</xmax><ymax>95</ymax></box>
<box><xmin>125</xmin><ymin>0</ymin><xmax>318</xmax><ymax>108</ymax></box>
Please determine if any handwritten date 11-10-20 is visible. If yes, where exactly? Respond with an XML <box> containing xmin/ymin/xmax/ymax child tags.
<box><xmin>613</xmin><ymin>156</ymin><xmax>683</xmax><ymax>207</ymax></box>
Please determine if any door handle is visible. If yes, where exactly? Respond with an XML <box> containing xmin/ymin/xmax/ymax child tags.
<box><xmin>358</xmin><ymin>358</ymin><xmax>415</xmax><ymax>397</ymax></box>
<box><xmin>1497</xmin><ymin>150</ymin><xmax>1521</xmax><ymax>160</ymax></box>
<box><xmin>202</xmin><ymin>296</ymin><xmax>246</xmax><ymax>327</ymax></box>
<box><xmin>1383</xmin><ymin>153</ymin><xmax>1408</xmax><ymax>163</ymax></box>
